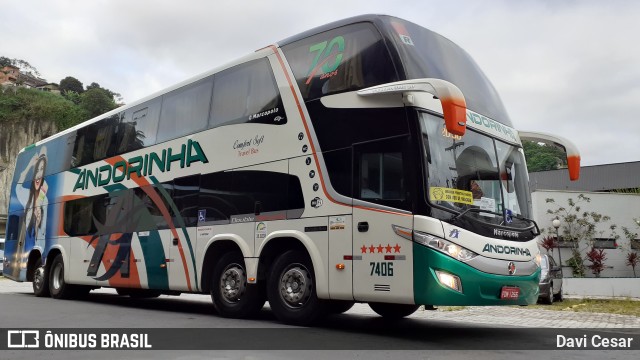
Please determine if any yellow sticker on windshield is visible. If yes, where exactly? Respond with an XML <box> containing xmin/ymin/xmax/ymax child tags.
<box><xmin>429</xmin><ymin>187</ymin><xmax>473</xmax><ymax>205</ymax></box>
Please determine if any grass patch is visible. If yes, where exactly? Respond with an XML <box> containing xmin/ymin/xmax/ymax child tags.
<box><xmin>526</xmin><ymin>298</ymin><xmax>640</xmax><ymax>317</ymax></box>
<box><xmin>437</xmin><ymin>306</ymin><xmax>467</xmax><ymax>312</ymax></box>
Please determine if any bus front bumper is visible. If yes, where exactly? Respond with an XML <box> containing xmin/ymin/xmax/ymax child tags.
<box><xmin>413</xmin><ymin>243</ymin><xmax>540</xmax><ymax>306</ymax></box>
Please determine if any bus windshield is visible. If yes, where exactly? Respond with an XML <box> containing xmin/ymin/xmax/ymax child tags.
<box><xmin>420</xmin><ymin>112</ymin><xmax>533</xmax><ymax>230</ymax></box>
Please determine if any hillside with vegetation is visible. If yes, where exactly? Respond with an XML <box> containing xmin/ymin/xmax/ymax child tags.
<box><xmin>0</xmin><ymin>56</ymin><xmax>121</xmax><ymax>216</ymax></box>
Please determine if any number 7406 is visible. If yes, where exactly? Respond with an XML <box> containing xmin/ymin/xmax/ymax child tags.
<box><xmin>369</xmin><ymin>262</ymin><xmax>394</xmax><ymax>276</ymax></box>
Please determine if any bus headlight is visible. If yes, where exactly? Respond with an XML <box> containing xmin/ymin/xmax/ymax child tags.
<box><xmin>435</xmin><ymin>270</ymin><xmax>463</xmax><ymax>293</ymax></box>
<box><xmin>413</xmin><ymin>231</ymin><xmax>478</xmax><ymax>262</ymax></box>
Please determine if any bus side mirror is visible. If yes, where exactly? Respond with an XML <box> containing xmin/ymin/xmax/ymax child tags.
<box><xmin>518</xmin><ymin>131</ymin><xmax>581</xmax><ymax>181</ymax></box>
<box><xmin>357</xmin><ymin>78</ymin><xmax>467</xmax><ymax>136</ymax></box>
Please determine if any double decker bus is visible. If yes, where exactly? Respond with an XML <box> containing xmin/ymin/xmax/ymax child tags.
<box><xmin>3</xmin><ymin>15</ymin><xmax>580</xmax><ymax>325</ymax></box>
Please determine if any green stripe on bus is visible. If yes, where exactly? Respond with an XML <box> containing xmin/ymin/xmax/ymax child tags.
<box><xmin>139</xmin><ymin>230</ymin><xmax>169</xmax><ymax>289</ymax></box>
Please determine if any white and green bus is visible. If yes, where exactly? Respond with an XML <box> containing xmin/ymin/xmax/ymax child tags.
<box><xmin>3</xmin><ymin>15</ymin><xmax>580</xmax><ymax>325</ymax></box>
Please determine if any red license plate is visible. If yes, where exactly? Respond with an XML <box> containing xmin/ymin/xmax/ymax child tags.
<box><xmin>500</xmin><ymin>286</ymin><xmax>520</xmax><ymax>300</ymax></box>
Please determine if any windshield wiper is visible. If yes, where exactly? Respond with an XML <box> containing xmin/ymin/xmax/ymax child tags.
<box><xmin>452</xmin><ymin>207</ymin><xmax>500</xmax><ymax>221</ymax></box>
<box><xmin>452</xmin><ymin>207</ymin><xmax>540</xmax><ymax>235</ymax></box>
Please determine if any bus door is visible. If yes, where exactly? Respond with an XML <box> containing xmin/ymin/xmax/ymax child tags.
<box><xmin>161</xmin><ymin>175</ymin><xmax>199</xmax><ymax>292</ymax></box>
<box><xmin>89</xmin><ymin>190</ymin><xmax>136</xmax><ymax>289</ymax></box>
<box><xmin>352</xmin><ymin>137</ymin><xmax>415</xmax><ymax>304</ymax></box>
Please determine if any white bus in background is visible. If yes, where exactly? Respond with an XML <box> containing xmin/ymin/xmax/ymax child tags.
<box><xmin>3</xmin><ymin>15</ymin><xmax>580</xmax><ymax>325</ymax></box>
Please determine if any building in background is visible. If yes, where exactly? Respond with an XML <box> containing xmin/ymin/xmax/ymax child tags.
<box><xmin>1</xmin><ymin>66</ymin><xmax>58</xmax><ymax>94</ymax></box>
<box><xmin>530</xmin><ymin>161</ymin><xmax>640</xmax><ymax>277</ymax></box>
<box><xmin>0</xmin><ymin>65</ymin><xmax>20</xmax><ymax>87</ymax></box>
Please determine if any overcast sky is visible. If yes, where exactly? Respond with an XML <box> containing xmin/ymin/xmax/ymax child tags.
<box><xmin>2</xmin><ymin>0</ymin><xmax>638</xmax><ymax>167</ymax></box>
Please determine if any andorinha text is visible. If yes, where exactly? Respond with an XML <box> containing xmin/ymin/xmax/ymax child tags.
<box><xmin>73</xmin><ymin>139</ymin><xmax>208</xmax><ymax>192</ymax></box>
<box><xmin>482</xmin><ymin>243</ymin><xmax>531</xmax><ymax>257</ymax></box>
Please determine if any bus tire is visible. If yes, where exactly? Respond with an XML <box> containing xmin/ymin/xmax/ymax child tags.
<box><xmin>369</xmin><ymin>303</ymin><xmax>419</xmax><ymax>319</ymax></box>
<box><xmin>326</xmin><ymin>300</ymin><xmax>355</xmax><ymax>314</ymax></box>
<box><xmin>32</xmin><ymin>258</ymin><xmax>50</xmax><ymax>298</ymax></box>
<box><xmin>211</xmin><ymin>252</ymin><xmax>264</xmax><ymax>318</ymax></box>
<box><xmin>49</xmin><ymin>254</ymin><xmax>75</xmax><ymax>299</ymax></box>
<box><xmin>267</xmin><ymin>250</ymin><xmax>326</xmax><ymax>326</ymax></box>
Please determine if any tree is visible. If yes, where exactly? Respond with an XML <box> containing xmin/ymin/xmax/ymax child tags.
<box><xmin>86</xmin><ymin>82</ymin><xmax>101</xmax><ymax>91</ymax></box>
<box><xmin>585</xmin><ymin>247</ymin><xmax>607</xmax><ymax>277</ymax></box>
<box><xmin>540</xmin><ymin>236</ymin><xmax>557</xmax><ymax>256</ymax></box>
<box><xmin>80</xmin><ymin>87</ymin><xmax>118</xmax><ymax>118</ymax></box>
<box><xmin>545</xmin><ymin>194</ymin><xmax>617</xmax><ymax>277</ymax></box>
<box><xmin>0</xmin><ymin>87</ymin><xmax>85</xmax><ymax>130</ymax></box>
<box><xmin>622</xmin><ymin>219</ymin><xmax>640</xmax><ymax>277</ymax></box>
<box><xmin>0</xmin><ymin>56</ymin><xmax>12</xmax><ymax>68</ymax></box>
<box><xmin>522</xmin><ymin>140</ymin><xmax>568</xmax><ymax>172</ymax></box>
<box><xmin>59</xmin><ymin>76</ymin><xmax>84</xmax><ymax>95</ymax></box>
<box><xmin>0</xmin><ymin>56</ymin><xmax>40</xmax><ymax>76</ymax></box>
<box><xmin>626</xmin><ymin>252</ymin><xmax>639</xmax><ymax>278</ymax></box>
<box><xmin>12</xmin><ymin>58</ymin><xmax>41</xmax><ymax>77</ymax></box>
<box><xmin>86</xmin><ymin>82</ymin><xmax>122</xmax><ymax>103</ymax></box>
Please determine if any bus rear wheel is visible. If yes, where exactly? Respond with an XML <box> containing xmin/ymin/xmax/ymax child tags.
<box><xmin>267</xmin><ymin>250</ymin><xmax>326</xmax><ymax>326</ymax></box>
<box><xmin>210</xmin><ymin>252</ymin><xmax>264</xmax><ymax>318</ymax></box>
<box><xmin>32</xmin><ymin>258</ymin><xmax>50</xmax><ymax>297</ymax></box>
<box><xmin>369</xmin><ymin>303</ymin><xmax>419</xmax><ymax>319</ymax></box>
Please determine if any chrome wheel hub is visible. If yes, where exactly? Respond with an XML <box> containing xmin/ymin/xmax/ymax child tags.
<box><xmin>279</xmin><ymin>265</ymin><xmax>312</xmax><ymax>308</ymax></box>
<box><xmin>33</xmin><ymin>267</ymin><xmax>44</xmax><ymax>290</ymax></box>
<box><xmin>220</xmin><ymin>264</ymin><xmax>246</xmax><ymax>304</ymax></box>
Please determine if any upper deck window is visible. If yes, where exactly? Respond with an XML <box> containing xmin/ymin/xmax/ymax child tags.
<box><xmin>282</xmin><ymin>22</ymin><xmax>398</xmax><ymax>101</ymax></box>
<box><xmin>157</xmin><ymin>76</ymin><xmax>214</xmax><ymax>144</ymax></box>
<box><xmin>381</xmin><ymin>17</ymin><xmax>512</xmax><ymax>126</ymax></box>
<box><xmin>209</xmin><ymin>58</ymin><xmax>285</xmax><ymax>127</ymax></box>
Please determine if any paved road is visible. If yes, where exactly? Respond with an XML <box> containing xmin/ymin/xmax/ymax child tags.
<box><xmin>2</xmin><ymin>279</ymin><xmax>638</xmax><ymax>328</ymax></box>
<box><xmin>0</xmin><ymin>278</ymin><xmax>638</xmax><ymax>359</ymax></box>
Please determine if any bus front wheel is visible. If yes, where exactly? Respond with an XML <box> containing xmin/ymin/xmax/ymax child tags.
<box><xmin>267</xmin><ymin>250</ymin><xmax>326</xmax><ymax>326</ymax></box>
<box><xmin>369</xmin><ymin>303</ymin><xmax>419</xmax><ymax>319</ymax></box>
<box><xmin>210</xmin><ymin>252</ymin><xmax>264</xmax><ymax>318</ymax></box>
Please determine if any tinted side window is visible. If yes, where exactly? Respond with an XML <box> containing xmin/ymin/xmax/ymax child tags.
<box><xmin>133</xmin><ymin>185</ymin><xmax>173</xmax><ymax>231</ymax></box>
<box><xmin>172</xmin><ymin>175</ymin><xmax>200</xmax><ymax>227</ymax></box>
<box><xmin>117</xmin><ymin>98</ymin><xmax>161</xmax><ymax>152</ymax></box>
<box><xmin>198</xmin><ymin>172</ymin><xmax>235</xmax><ymax>223</ymax></box>
<box><xmin>72</xmin><ymin>113</ymin><xmax>123</xmax><ymax>167</ymax></box>
<box><xmin>210</xmin><ymin>58</ymin><xmax>285</xmax><ymax>127</ymax></box>
<box><xmin>6</xmin><ymin>212</ymin><xmax>21</xmax><ymax>241</ymax></box>
<box><xmin>157</xmin><ymin>77</ymin><xmax>214</xmax><ymax>143</ymax></box>
<box><xmin>233</xmin><ymin>171</ymin><xmax>288</xmax><ymax>214</ymax></box>
<box><xmin>287</xmin><ymin>175</ymin><xmax>305</xmax><ymax>211</ymax></box>
<box><xmin>322</xmin><ymin>148</ymin><xmax>352</xmax><ymax>198</ymax></box>
<box><xmin>282</xmin><ymin>22</ymin><xmax>398</xmax><ymax>101</ymax></box>
<box><xmin>306</xmin><ymin>104</ymin><xmax>409</xmax><ymax>153</ymax></box>
<box><xmin>64</xmin><ymin>196</ymin><xmax>105</xmax><ymax>236</ymax></box>
<box><xmin>353</xmin><ymin>136</ymin><xmax>412</xmax><ymax>211</ymax></box>
<box><xmin>198</xmin><ymin>171</ymin><xmax>304</xmax><ymax>222</ymax></box>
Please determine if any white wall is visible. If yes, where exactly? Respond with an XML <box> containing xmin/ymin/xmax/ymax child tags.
<box><xmin>532</xmin><ymin>190</ymin><xmax>640</xmax><ymax>278</ymax></box>
<box><xmin>564</xmin><ymin>278</ymin><xmax>640</xmax><ymax>298</ymax></box>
